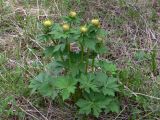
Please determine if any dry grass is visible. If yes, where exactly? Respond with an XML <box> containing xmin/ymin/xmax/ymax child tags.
<box><xmin>1</xmin><ymin>0</ymin><xmax>160</xmax><ymax>119</ymax></box>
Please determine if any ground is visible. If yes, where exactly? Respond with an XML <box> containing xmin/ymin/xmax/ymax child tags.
<box><xmin>0</xmin><ymin>0</ymin><xmax>160</xmax><ymax>119</ymax></box>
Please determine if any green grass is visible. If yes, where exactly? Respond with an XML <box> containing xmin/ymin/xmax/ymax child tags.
<box><xmin>1</xmin><ymin>0</ymin><xmax>160</xmax><ymax>119</ymax></box>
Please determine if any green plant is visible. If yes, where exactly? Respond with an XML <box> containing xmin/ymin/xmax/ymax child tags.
<box><xmin>29</xmin><ymin>11</ymin><xmax>120</xmax><ymax>118</ymax></box>
<box><xmin>0</xmin><ymin>96</ymin><xmax>24</xmax><ymax>119</ymax></box>
<box><xmin>151</xmin><ymin>49</ymin><xmax>158</xmax><ymax>76</ymax></box>
<box><xmin>0</xmin><ymin>96</ymin><xmax>15</xmax><ymax>116</ymax></box>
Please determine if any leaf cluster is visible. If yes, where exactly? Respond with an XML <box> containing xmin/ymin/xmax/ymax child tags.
<box><xmin>29</xmin><ymin>11</ymin><xmax>120</xmax><ymax>118</ymax></box>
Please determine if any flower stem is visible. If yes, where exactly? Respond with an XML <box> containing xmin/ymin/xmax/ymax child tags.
<box><xmin>67</xmin><ymin>40</ymin><xmax>71</xmax><ymax>73</ymax></box>
<box><xmin>81</xmin><ymin>43</ymin><xmax>84</xmax><ymax>62</ymax></box>
<box><xmin>92</xmin><ymin>57</ymin><xmax>95</xmax><ymax>72</ymax></box>
<box><xmin>85</xmin><ymin>50</ymin><xmax>89</xmax><ymax>73</ymax></box>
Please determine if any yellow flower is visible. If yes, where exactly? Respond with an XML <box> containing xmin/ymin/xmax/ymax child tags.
<box><xmin>43</xmin><ymin>20</ymin><xmax>53</xmax><ymax>27</ymax></box>
<box><xmin>80</xmin><ymin>26</ymin><xmax>88</xmax><ymax>33</ymax></box>
<box><xmin>91</xmin><ymin>19</ymin><xmax>100</xmax><ymax>27</ymax></box>
<box><xmin>69</xmin><ymin>11</ymin><xmax>77</xmax><ymax>18</ymax></box>
<box><xmin>62</xmin><ymin>23</ymin><xmax>70</xmax><ymax>31</ymax></box>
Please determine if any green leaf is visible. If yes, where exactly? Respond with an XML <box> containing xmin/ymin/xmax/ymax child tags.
<box><xmin>84</xmin><ymin>38</ymin><xmax>97</xmax><ymax>51</ymax></box>
<box><xmin>55</xmin><ymin>76</ymin><xmax>77</xmax><ymax>100</ymax></box>
<box><xmin>38</xmin><ymin>81</ymin><xmax>58</xmax><ymax>99</ymax></box>
<box><xmin>44</xmin><ymin>46</ymin><xmax>55</xmax><ymax>57</ymax></box>
<box><xmin>79</xmin><ymin>74</ymin><xmax>99</xmax><ymax>93</ymax></box>
<box><xmin>134</xmin><ymin>51</ymin><xmax>150</xmax><ymax>61</ymax></box>
<box><xmin>38</xmin><ymin>34</ymin><xmax>49</xmax><ymax>41</ymax></box>
<box><xmin>49</xmin><ymin>24</ymin><xmax>67</xmax><ymax>40</ymax></box>
<box><xmin>95</xmin><ymin>72</ymin><xmax>119</xmax><ymax>96</ymax></box>
<box><xmin>29</xmin><ymin>72</ymin><xmax>58</xmax><ymax>100</ymax></box>
<box><xmin>96</xmin><ymin>43</ymin><xmax>107</xmax><ymax>54</ymax></box>
<box><xmin>107</xmin><ymin>100</ymin><xmax>120</xmax><ymax>113</ymax></box>
<box><xmin>53</xmin><ymin>44</ymin><xmax>66</xmax><ymax>53</ymax></box>
<box><xmin>99</xmin><ymin>60</ymin><xmax>117</xmax><ymax>74</ymax></box>
<box><xmin>70</xmin><ymin>64</ymin><xmax>81</xmax><ymax>77</ymax></box>
<box><xmin>29</xmin><ymin>72</ymin><xmax>50</xmax><ymax>92</ymax></box>
<box><xmin>95</xmin><ymin>72</ymin><xmax>108</xmax><ymax>83</ymax></box>
<box><xmin>76</xmin><ymin>93</ymin><xmax>112</xmax><ymax>117</ymax></box>
<box><xmin>68</xmin><ymin>29</ymin><xmax>81</xmax><ymax>42</ymax></box>
<box><xmin>46</xmin><ymin>61</ymin><xmax>64</xmax><ymax>76</ymax></box>
<box><xmin>102</xmin><ymin>77</ymin><xmax>119</xmax><ymax>96</ymax></box>
<box><xmin>97</xmin><ymin>29</ymin><xmax>107</xmax><ymax>37</ymax></box>
<box><xmin>53</xmin><ymin>31</ymin><xmax>67</xmax><ymax>39</ymax></box>
<box><xmin>76</xmin><ymin>99</ymin><xmax>92</xmax><ymax>115</ymax></box>
<box><xmin>51</xmin><ymin>23</ymin><xmax>62</xmax><ymax>31</ymax></box>
<box><xmin>44</xmin><ymin>44</ymin><xmax>66</xmax><ymax>57</ymax></box>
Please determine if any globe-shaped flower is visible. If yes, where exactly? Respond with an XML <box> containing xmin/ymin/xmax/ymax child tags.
<box><xmin>62</xmin><ymin>23</ymin><xmax>70</xmax><ymax>31</ymax></box>
<box><xmin>80</xmin><ymin>26</ymin><xmax>88</xmax><ymax>33</ymax></box>
<box><xmin>91</xmin><ymin>19</ymin><xmax>100</xmax><ymax>27</ymax></box>
<box><xmin>43</xmin><ymin>20</ymin><xmax>53</xmax><ymax>27</ymax></box>
<box><xmin>69</xmin><ymin>11</ymin><xmax>77</xmax><ymax>18</ymax></box>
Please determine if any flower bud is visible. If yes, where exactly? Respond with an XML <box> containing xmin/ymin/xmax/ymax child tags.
<box><xmin>62</xmin><ymin>23</ymin><xmax>70</xmax><ymax>31</ymax></box>
<box><xmin>91</xmin><ymin>19</ymin><xmax>100</xmax><ymax>27</ymax></box>
<box><xmin>69</xmin><ymin>11</ymin><xmax>77</xmax><ymax>18</ymax></box>
<box><xmin>43</xmin><ymin>20</ymin><xmax>53</xmax><ymax>27</ymax></box>
<box><xmin>80</xmin><ymin>26</ymin><xmax>88</xmax><ymax>33</ymax></box>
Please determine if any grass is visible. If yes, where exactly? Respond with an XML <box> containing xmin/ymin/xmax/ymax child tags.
<box><xmin>0</xmin><ymin>0</ymin><xmax>160</xmax><ymax>119</ymax></box>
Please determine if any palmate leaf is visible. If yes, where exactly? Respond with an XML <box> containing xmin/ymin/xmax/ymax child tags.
<box><xmin>55</xmin><ymin>76</ymin><xmax>77</xmax><ymax>100</ymax></box>
<box><xmin>68</xmin><ymin>29</ymin><xmax>81</xmax><ymax>42</ymax></box>
<box><xmin>95</xmin><ymin>72</ymin><xmax>119</xmax><ymax>96</ymax></box>
<box><xmin>84</xmin><ymin>39</ymin><xmax>97</xmax><ymax>51</ymax></box>
<box><xmin>51</xmin><ymin>23</ymin><xmax>62</xmax><ymax>31</ymax></box>
<box><xmin>44</xmin><ymin>44</ymin><xmax>66</xmax><ymax>57</ymax></box>
<box><xmin>29</xmin><ymin>72</ymin><xmax>58</xmax><ymax>100</ymax></box>
<box><xmin>76</xmin><ymin>99</ymin><xmax>92</xmax><ymax>115</ymax></box>
<box><xmin>38</xmin><ymin>81</ymin><xmax>59</xmax><ymax>100</ymax></box>
<box><xmin>38</xmin><ymin>34</ymin><xmax>50</xmax><ymax>41</ymax></box>
<box><xmin>97</xmin><ymin>29</ymin><xmax>108</xmax><ymax>37</ymax></box>
<box><xmin>99</xmin><ymin>60</ymin><xmax>117</xmax><ymax>74</ymax></box>
<box><xmin>82</xmin><ymin>34</ymin><xmax>97</xmax><ymax>51</ymax></box>
<box><xmin>52</xmin><ymin>31</ymin><xmax>67</xmax><ymax>39</ymax></box>
<box><xmin>105</xmin><ymin>100</ymin><xmax>120</xmax><ymax>113</ymax></box>
<box><xmin>50</xmin><ymin>23</ymin><xmax>66</xmax><ymax>39</ymax></box>
<box><xmin>48</xmin><ymin>23</ymin><xmax>67</xmax><ymax>40</ymax></box>
<box><xmin>76</xmin><ymin>92</ymin><xmax>112</xmax><ymax>117</ymax></box>
<box><xmin>79</xmin><ymin>73</ymin><xmax>99</xmax><ymax>93</ymax></box>
<box><xmin>69</xmin><ymin>62</ymin><xmax>85</xmax><ymax>77</ymax></box>
<box><xmin>102</xmin><ymin>77</ymin><xmax>119</xmax><ymax>96</ymax></box>
<box><xmin>53</xmin><ymin>44</ymin><xmax>66</xmax><ymax>53</ymax></box>
<box><xmin>29</xmin><ymin>72</ymin><xmax>51</xmax><ymax>93</ymax></box>
<box><xmin>110</xmin><ymin>101</ymin><xmax>120</xmax><ymax>113</ymax></box>
<box><xmin>46</xmin><ymin>61</ymin><xmax>64</xmax><ymax>76</ymax></box>
<box><xmin>96</xmin><ymin>42</ymin><xmax>107</xmax><ymax>54</ymax></box>
<box><xmin>95</xmin><ymin>72</ymin><xmax>108</xmax><ymax>88</ymax></box>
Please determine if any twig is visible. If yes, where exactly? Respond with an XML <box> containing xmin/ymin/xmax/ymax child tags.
<box><xmin>118</xmin><ymin>81</ymin><xmax>137</xmax><ymax>96</ymax></box>
<box><xmin>114</xmin><ymin>105</ymin><xmax>127</xmax><ymax>120</ymax></box>
<box><xmin>46</xmin><ymin>100</ymin><xmax>52</xmax><ymax>118</ymax></box>
<box><xmin>19</xmin><ymin>107</ymin><xmax>39</xmax><ymax>120</ymax></box>
<box><xmin>54</xmin><ymin>0</ymin><xmax>62</xmax><ymax>17</ymax></box>
<box><xmin>37</xmin><ymin>0</ymin><xmax>40</xmax><ymax>20</ymax></box>
<box><xmin>134</xmin><ymin>93</ymin><xmax>160</xmax><ymax>100</ymax></box>
<box><xmin>119</xmin><ymin>81</ymin><xmax>160</xmax><ymax>100</ymax></box>
<box><xmin>22</xmin><ymin>97</ymin><xmax>48</xmax><ymax>120</ymax></box>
